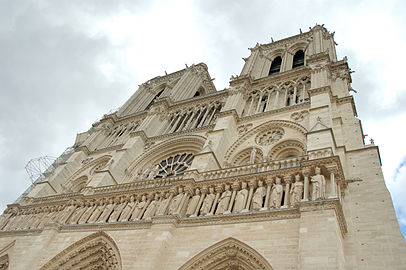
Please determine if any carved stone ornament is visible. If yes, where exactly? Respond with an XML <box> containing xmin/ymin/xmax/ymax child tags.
<box><xmin>237</xmin><ymin>123</ymin><xmax>253</xmax><ymax>136</ymax></box>
<box><xmin>290</xmin><ymin>110</ymin><xmax>309</xmax><ymax>122</ymax></box>
<box><xmin>255</xmin><ymin>128</ymin><xmax>284</xmax><ymax>146</ymax></box>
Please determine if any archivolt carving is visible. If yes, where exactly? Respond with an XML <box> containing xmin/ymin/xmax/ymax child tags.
<box><xmin>224</xmin><ymin>120</ymin><xmax>307</xmax><ymax>163</ymax></box>
<box><xmin>126</xmin><ymin>135</ymin><xmax>205</xmax><ymax>181</ymax></box>
<box><xmin>269</xmin><ymin>140</ymin><xmax>305</xmax><ymax>160</ymax></box>
<box><xmin>40</xmin><ymin>231</ymin><xmax>121</xmax><ymax>270</ymax></box>
<box><xmin>0</xmin><ymin>254</ymin><xmax>8</xmax><ymax>270</ymax></box>
<box><xmin>178</xmin><ymin>237</ymin><xmax>273</xmax><ymax>270</ymax></box>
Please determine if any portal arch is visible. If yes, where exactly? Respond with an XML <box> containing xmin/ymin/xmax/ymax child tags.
<box><xmin>39</xmin><ymin>231</ymin><xmax>121</xmax><ymax>270</ymax></box>
<box><xmin>179</xmin><ymin>237</ymin><xmax>273</xmax><ymax>270</ymax></box>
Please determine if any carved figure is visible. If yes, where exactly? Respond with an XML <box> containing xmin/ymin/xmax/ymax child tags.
<box><xmin>108</xmin><ymin>197</ymin><xmax>127</xmax><ymax>222</ymax></box>
<box><xmin>250</xmin><ymin>147</ymin><xmax>257</xmax><ymax>164</ymax></box>
<box><xmin>78</xmin><ymin>202</ymin><xmax>96</xmax><ymax>224</ymax></box>
<box><xmin>156</xmin><ymin>192</ymin><xmax>170</xmax><ymax>215</ymax></box>
<box><xmin>290</xmin><ymin>174</ymin><xmax>304</xmax><ymax>205</ymax></box>
<box><xmin>131</xmin><ymin>195</ymin><xmax>147</xmax><ymax>220</ymax></box>
<box><xmin>87</xmin><ymin>200</ymin><xmax>105</xmax><ymax>223</ymax></box>
<box><xmin>251</xmin><ymin>180</ymin><xmax>266</xmax><ymax>211</ymax></box>
<box><xmin>186</xmin><ymin>188</ymin><xmax>201</xmax><ymax>217</ymax></box>
<box><xmin>168</xmin><ymin>187</ymin><xmax>184</xmax><ymax>215</ymax></box>
<box><xmin>143</xmin><ymin>194</ymin><xmax>160</xmax><ymax>220</ymax></box>
<box><xmin>216</xmin><ymin>185</ymin><xmax>232</xmax><ymax>215</ymax></box>
<box><xmin>147</xmin><ymin>166</ymin><xmax>159</xmax><ymax>180</ymax></box>
<box><xmin>118</xmin><ymin>196</ymin><xmax>136</xmax><ymax>221</ymax></box>
<box><xmin>269</xmin><ymin>177</ymin><xmax>283</xmax><ymax>209</ymax></box>
<box><xmin>97</xmin><ymin>198</ymin><xmax>115</xmax><ymax>223</ymax></box>
<box><xmin>68</xmin><ymin>201</ymin><xmax>86</xmax><ymax>224</ymax></box>
<box><xmin>311</xmin><ymin>167</ymin><xmax>326</xmax><ymax>200</ymax></box>
<box><xmin>200</xmin><ymin>187</ymin><xmax>215</xmax><ymax>216</ymax></box>
<box><xmin>233</xmin><ymin>182</ymin><xmax>248</xmax><ymax>213</ymax></box>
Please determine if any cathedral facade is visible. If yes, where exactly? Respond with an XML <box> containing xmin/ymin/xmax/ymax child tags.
<box><xmin>0</xmin><ymin>25</ymin><xmax>405</xmax><ymax>269</ymax></box>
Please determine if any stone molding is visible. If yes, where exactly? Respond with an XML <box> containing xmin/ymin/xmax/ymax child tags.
<box><xmin>178</xmin><ymin>237</ymin><xmax>274</xmax><ymax>270</ymax></box>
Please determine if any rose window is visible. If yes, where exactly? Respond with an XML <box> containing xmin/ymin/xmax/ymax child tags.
<box><xmin>154</xmin><ymin>153</ymin><xmax>194</xmax><ymax>179</ymax></box>
<box><xmin>255</xmin><ymin>128</ymin><xmax>284</xmax><ymax>146</ymax></box>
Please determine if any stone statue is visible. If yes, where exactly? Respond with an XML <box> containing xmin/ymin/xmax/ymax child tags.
<box><xmin>118</xmin><ymin>196</ymin><xmax>136</xmax><ymax>221</ymax></box>
<box><xmin>87</xmin><ymin>200</ymin><xmax>105</xmax><ymax>223</ymax></box>
<box><xmin>156</xmin><ymin>192</ymin><xmax>170</xmax><ymax>215</ymax></box>
<box><xmin>311</xmin><ymin>167</ymin><xmax>326</xmax><ymax>200</ymax></box>
<box><xmin>200</xmin><ymin>187</ymin><xmax>215</xmax><ymax>216</ymax></box>
<box><xmin>131</xmin><ymin>195</ymin><xmax>147</xmax><ymax>220</ymax></box>
<box><xmin>186</xmin><ymin>188</ymin><xmax>201</xmax><ymax>217</ymax></box>
<box><xmin>108</xmin><ymin>197</ymin><xmax>127</xmax><ymax>222</ymax></box>
<box><xmin>69</xmin><ymin>201</ymin><xmax>86</xmax><ymax>224</ymax></box>
<box><xmin>290</xmin><ymin>174</ymin><xmax>304</xmax><ymax>205</ymax></box>
<box><xmin>77</xmin><ymin>202</ymin><xmax>95</xmax><ymax>224</ymax></box>
<box><xmin>269</xmin><ymin>177</ymin><xmax>283</xmax><ymax>209</ymax></box>
<box><xmin>147</xmin><ymin>166</ymin><xmax>159</xmax><ymax>180</ymax></box>
<box><xmin>141</xmin><ymin>167</ymin><xmax>151</xmax><ymax>179</ymax></box>
<box><xmin>215</xmin><ymin>185</ymin><xmax>232</xmax><ymax>215</ymax></box>
<box><xmin>233</xmin><ymin>182</ymin><xmax>248</xmax><ymax>213</ymax></box>
<box><xmin>250</xmin><ymin>147</ymin><xmax>257</xmax><ymax>164</ymax></box>
<box><xmin>134</xmin><ymin>168</ymin><xmax>143</xmax><ymax>181</ymax></box>
<box><xmin>97</xmin><ymin>198</ymin><xmax>115</xmax><ymax>223</ymax></box>
<box><xmin>168</xmin><ymin>187</ymin><xmax>184</xmax><ymax>215</ymax></box>
<box><xmin>143</xmin><ymin>194</ymin><xmax>160</xmax><ymax>220</ymax></box>
<box><xmin>251</xmin><ymin>180</ymin><xmax>266</xmax><ymax>211</ymax></box>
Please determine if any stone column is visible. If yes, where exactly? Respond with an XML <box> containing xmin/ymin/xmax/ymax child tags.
<box><xmin>192</xmin><ymin>187</ymin><xmax>207</xmax><ymax>217</ymax></box>
<box><xmin>242</xmin><ymin>180</ymin><xmax>256</xmax><ymax>213</ymax></box>
<box><xmin>328</xmin><ymin>169</ymin><xmax>338</xmax><ymax>198</ymax></box>
<box><xmin>261</xmin><ymin>178</ymin><xmax>274</xmax><ymax>211</ymax></box>
<box><xmin>225</xmin><ymin>181</ymin><xmax>239</xmax><ymax>214</ymax></box>
<box><xmin>282</xmin><ymin>175</ymin><xmax>292</xmax><ymax>208</ymax></box>
<box><xmin>208</xmin><ymin>185</ymin><xmax>223</xmax><ymax>216</ymax></box>
<box><xmin>302</xmin><ymin>168</ymin><xmax>311</xmax><ymax>201</ymax></box>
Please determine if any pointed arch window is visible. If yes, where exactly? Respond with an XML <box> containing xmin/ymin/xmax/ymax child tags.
<box><xmin>292</xmin><ymin>50</ymin><xmax>305</xmax><ymax>68</ymax></box>
<box><xmin>269</xmin><ymin>56</ymin><xmax>282</xmax><ymax>75</ymax></box>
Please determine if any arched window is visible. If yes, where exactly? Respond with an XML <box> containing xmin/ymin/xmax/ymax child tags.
<box><xmin>269</xmin><ymin>56</ymin><xmax>282</xmax><ymax>75</ymax></box>
<box><xmin>154</xmin><ymin>153</ymin><xmax>194</xmax><ymax>179</ymax></box>
<box><xmin>292</xmin><ymin>50</ymin><xmax>305</xmax><ymax>68</ymax></box>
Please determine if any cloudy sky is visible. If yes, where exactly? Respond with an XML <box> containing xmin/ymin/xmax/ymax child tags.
<box><xmin>1</xmin><ymin>0</ymin><xmax>406</xmax><ymax>237</ymax></box>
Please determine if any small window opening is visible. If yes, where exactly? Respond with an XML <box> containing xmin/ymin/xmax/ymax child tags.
<box><xmin>292</xmin><ymin>50</ymin><xmax>304</xmax><ymax>69</ymax></box>
<box><xmin>193</xmin><ymin>91</ymin><xmax>200</xmax><ymax>97</ymax></box>
<box><xmin>269</xmin><ymin>56</ymin><xmax>282</xmax><ymax>75</ymax></box>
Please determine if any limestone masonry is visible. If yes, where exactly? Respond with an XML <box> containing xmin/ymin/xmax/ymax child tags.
<box><xmin>0</xmin><ymin>25</ymin><xmax>405</xmax><ymax>270</ymax></box>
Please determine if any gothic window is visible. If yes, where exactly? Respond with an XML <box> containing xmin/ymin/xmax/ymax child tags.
<box><xmin>154</xmin><ymin>153</ymin><xmax>194</xmax><ymax>179</ymax></box>
<box><xmin>292</xmin><ymin>50</ymin><xmax>305</xmax><ymax>68</ymax></box>
<box><xmin>269</xmin><ymin>56</ymin><xmax>282</xmax><ymax>75</ymax></box>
